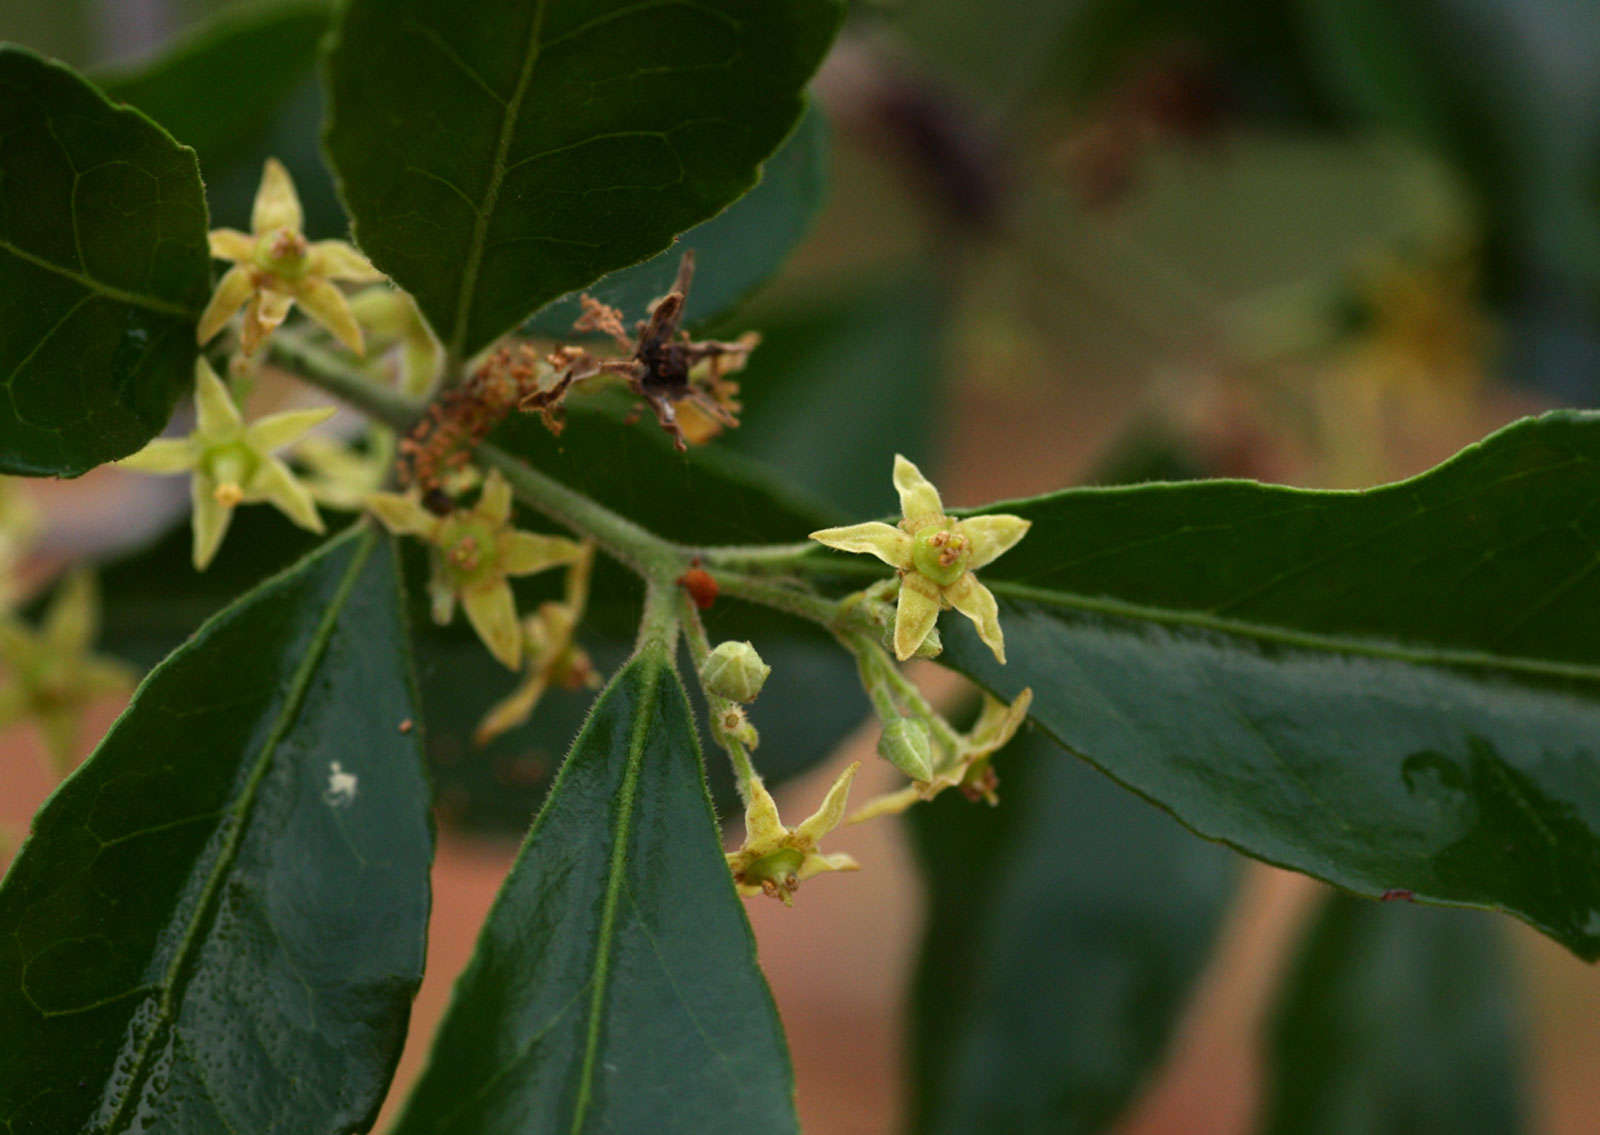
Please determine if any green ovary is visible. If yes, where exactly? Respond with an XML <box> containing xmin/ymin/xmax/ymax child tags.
<box><xmin>911</xmin><ymin>524</ymin><xmax>971</xmax><ymax>587</ymax></box>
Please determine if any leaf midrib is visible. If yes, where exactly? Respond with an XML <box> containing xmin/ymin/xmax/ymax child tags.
<box><xmin>0</xmin><ymin>237</ymin><xmax>197</xmax><ymax>319</ymax></box>
<box><xmin>102</xmin><ymin>527</ymin><xmax>375</xmax><ymax>1133</ymax></box>
<box><xmin>570</xmin><ymin>652</ymin><xmax>660</xmax><ymax>1132</ymax></box>
<box><xmin>445</xmin><ymin>0</ymin><xmax>548</xmax><ymax>371</ymax></box>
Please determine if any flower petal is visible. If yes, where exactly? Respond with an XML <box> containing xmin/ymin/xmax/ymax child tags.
<box><xmin>500</xmin><ymin>531</ymin><xmax>582</xmax><ymax>576</ymax></box>
<box><xmin>367</xmin><ymin>491</ymin><xmax>437</xmax><ymax>537</ymax></box>
<box><xmin>794</xmin><ymin>761</ymin><xmax>859</xmax><ymax>845</ymax></box>
<box><xmin>474</xmin><ymin>672</ymin><xmax>549</xmax><ymax>746</ymax></box>
<box><xmin>965</xmin><ymin>688</ymin><xmax>1033</xmax><ymax>758</ymax></box>
<box><xmin>306</xmin><ymin>240</ymin><xmax>384</xmax><ymax>282</ymax></box>
<box><xmin>207</xmin><ymin>228</ymin><xmax>255</xmax><ymax>261</ymax></box>
<box><xmin>462</xmin><ymin>580</ymin><xmax>523</xmax><ymax>669</ymax></box>
<box><xmin>740</xmin><ymin>774</ymin><xmax>787</xmax><ymax>847</ymax></box>
<box><xmin>116</xmin><ymin>437</ymin><xmax>196</xmax><ymax>474</ymax></box>
<box><xmin>243</xmin><ymin>405</ymin><xmax>337</xmax><ymax>453</ymax></box>
<box><xmin>893</xmin><ymin>454</ymin><xmax>945</xmax><ymax>525</ymax></box>
<box><xmin>241</xmin><ymin>289</ymin><xmax>294</xmax><ymax>355</ymax></box>
<box><xmin>477</xmin><ymin>468</ymin><xmax>513</xmax><ymax>525</ymax></box>
<box><xmin>294</xmin><ymin>277</ymin><xmax>365</xmax><ymax>355</ymax></box>
<box><xmin>960</xmin><ymin>513</ymin><xmax>1032</xmax><ymax>570</ymax></box>
<box><xmin>38</xmin><ymin>708</ymin><xmax>81</xmax><ymax>777</ymax></box>
<box><xmin>795</xmin><ymin>851</ymin><xmax>860</xmax><ymax>882</ymax></box>
<box><xmin>427</xmin><ymin>558</ymin><xmax>456</xmax><ymax>625</ymax></box>
<box><xmin>946</xmin><ymin>572</ymin><xmax>1006</xmax><ymax>664</ymax></box>
<box><xmin>807</xmin><ymin>521</ymin><xmax>912</xmax><ymax>568</ymax></box>
<box><xmin>893</xmin><ymin>573</ymin><xmax>942</xmax><ymax>662</ymax></box>
<box><xmin>251</xmin><ymin>457</ymin><xmax>324</xmax><ymax>533</ymax></box>
<box><xmin>196</xmin><ymin>263</ymin><xmax>255</xmax><ymax>346</ymax></box>
<box><xmin>43</xmin><ymin>569</ymin><xmax>96</xmax><ymax>655</ymax></box>
<box><xmin>193</xmin><ymin>357</ymin><xmax>244</xmax><ymax>437</ymax></box>
<box><xmin>252</xmin><ymin>157</ymin><xmax>303</xmax><ymax>234</ymax></box>
<box><xmin>191</xmin><ymin>473</ymin><xmax>235</xmax><ymax>570</ymax></box>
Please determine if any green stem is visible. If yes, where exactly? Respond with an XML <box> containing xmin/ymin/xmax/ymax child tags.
<box><xmin>275</xmin><ymin>332</ymin><xmax>682</xmax><ymax>579</ymax></box>
<box><xmin>635</xmin><ymin>579</ymin><xmax>681</xmax><ymax>656</ymax></box>
<box><xmin>270</xmin><ymin>331</ymin><xmax>423</xmax><ymax>431</ymax></box>
<box><xmin>708</xmin><ymin>570</ymin><xmax>841</xmax><ymax>626</ymax></box>
<box><xmin>842</xmin><ymin>630</ymin><xmax>962</xmax><ymax>755</ymax></box>
<box><xmin>277</xmin><ymin>332</ymin><xmax>876</xmax><ymax>641</ymax></box>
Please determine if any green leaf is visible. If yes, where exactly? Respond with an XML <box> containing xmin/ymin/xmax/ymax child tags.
<box><xmin>494</xmin><ymin>398</ymin><xmax>838</xmax><ymax>544</ymax></box>
<box><xmin>0</xmin><ymin>46</ymin><xmax>210</xmax><ymax>476</ymax></box>
<box><xmin>922</xmin><ymin>410</ymin><xmax>1600</xmax><ymax>959</ymax></box>
<box><xmin>391</xmin><ymin>644</ymin><xmax>797</xmax><ymax>1134</ymax></box>
<box><xmin>96</xmin><ymin>0</ymin><xmax>347</xmax><ymax>237</ymax></box>
<box><xmin>1262</xmin><ymin>892</ymin><xmax>1524</xmax><ymax>1134</ymax></box>
<box><xmin>524</xmin><ymin>103</ymin><xmax>829</xmax><ymax>337</ymax></box>
<box><xmin>0</xmin><ymin>525</ymin><xmax>432</xmax><ymax>1132</ymax></box>
<box><xmin>908</xmin><ymin>728</ymin><xmax>1237</xmax><ymax>1134</ymax></box>
<box><xmin>323</xmin><ymin>0</ymin><xmax>844</xmax><ymax>366</ymax></box>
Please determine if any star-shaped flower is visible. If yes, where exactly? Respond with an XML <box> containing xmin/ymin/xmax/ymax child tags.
<box><xmin>810</xmin><ymin>456</ymin><xmax>1031</xmax><ymax>663</ymax></box>
<box><xmin>849</xmin><ymin>689</ymin><xmax>1033</xmax><ymax>822</ymax></box>
<box><xmin>118</xmin><ymin>358</ymin><xmax>334</xmax><ymax>569</ymax></box>
<box><xmin>727</xmin><ymin>762</ymin><xmax>861</xmax><ymax>905</ymax></box>
<box><xmin>0</xmin><ymin>570</ymin><xmax>136</xmax><ymax>776</ymax></box>
<box><xmin>198</xmin><ymin>158</ymin><xmax>384</xmax><ymax>355</ymax></box>
<box><xmin>368</xmin><ymin>469</ymin><xmax>584</xmax><ymax>669</ymax></box>
<box><xmin>474</xmin><ymin>540</ymin><xmax>601</xmax><ymax>745</ymax></box>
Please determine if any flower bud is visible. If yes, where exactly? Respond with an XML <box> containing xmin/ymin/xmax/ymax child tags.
<box><xmin>877</xmin><ymin>718</ymin><xmax>933</xmax><ymax>783</ymax></box>
<box><xmin>701</xmin><ymin>640</ymin><xmax>771</xmax><ymax>703</ymax></box>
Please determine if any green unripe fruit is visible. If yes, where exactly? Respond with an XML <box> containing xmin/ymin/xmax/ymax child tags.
<box><xmin>878</xmin><ymin>717</ymin><xmax>934</xmax><ymax>782</ymax></box>
<box><xmin>701</xmin><ymin>640</ymin><xmax>771</xmax><ymax>703</ymax></box>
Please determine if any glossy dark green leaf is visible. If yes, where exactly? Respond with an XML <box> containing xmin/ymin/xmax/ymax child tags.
<box><xmin>391</xmin><ymin>645</ymin><xmax>797</xmax><ymax>1135</ymax></box>
<box><xmin>323</xmin><ymin>0</ymin><xmax>844</xmax><ymax>364</ymax></box>
<box><xmin>493</xmin><ymin>397</ymin><xmax>839</xmax><ymax>544</ymax></box>
<box><xmin>0</xmin><ymin>525</ymin><xmax>432</xmax><ymax>1133</ymax></box>
<box><xmin>916</xmin><ymin>410</ymin><xmax>1600</xmax><ymax>959</ymax></box>
<box><xmin>1262</xmin><ymin>892</ymin><xmax>1524</xmax><ymax>1134</ymax></box>
<box><xmin>95</xmin><ymin>0</ymin><xmax>347</xmax><ymax>237</ymax></box>
<box><xmin>524</xmin><ymin>103</ymin><xmax>828</xmax><ymax>337</ymax></box>
<box><xmin>909</xmin><ymin>728</ymin><xmax>1237</xmax><ymax>1135</ymax></box>
<box><xmin>0</xmin><ymin>46</ymin><xmax>210</xmax><ymax>476</ymax></box>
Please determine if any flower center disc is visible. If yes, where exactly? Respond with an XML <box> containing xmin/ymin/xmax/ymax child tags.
<box><xmin>254</xmin><ymin>227</ymin><xmax>309</xmax><ymax>280</ymax></box>
<box><xmin>437</xmin><ymin>517</ymin><xmax>498</xmax><ymax>587</ymax></box>
<box><xmin>911</xmin><ymin>524</ymin><xmax>970</xmax><ymax>587</ymax></box>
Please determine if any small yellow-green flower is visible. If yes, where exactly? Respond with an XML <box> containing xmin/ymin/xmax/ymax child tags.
<box><xmin>849</xmin><ymin>689</ymin><xmax>1032</xmax><ymax>822</ymax></box>
<box><xmin>368</xmin><ymin>470</ymin><xmax>583</xmax><ymax>670</ymax></box>
<box><xmin>474</xmin><ymin>540</ymin><xmax>601</xmax><ymax>745</ymax></box>
<box><xmin>199</xmin><ymin>158</ymin><xmax>384</xmax><ymax>355</ymax></box>
<box><xmin>0</xmin><ymin>570</ymin><xmax>136</xmax><ymax>776</ymax></box>
<box><xmin>810</xmin><ymin>456</ymin><xmax>1031</xmax><ymax>663</ymax></box>
<box><xmin>118</xmin><ymin>358</ymin><xmax>334</xmax><ymax>569</ymax></box>
<box><xmin>726</xmin><ymin>762</ymin><xmax>861</xmax><ymax>905</ymax></box>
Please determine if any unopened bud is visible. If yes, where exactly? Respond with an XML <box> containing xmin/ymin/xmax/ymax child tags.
<box><xmin>878</xmin><ymin>718</ymin><xmax>933</xmax><ymax>782</ymax></box>
<box><xmin>701</xmin><ymin>640</ymin><xmax>770</xmax><ymax>703</ymax></box>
